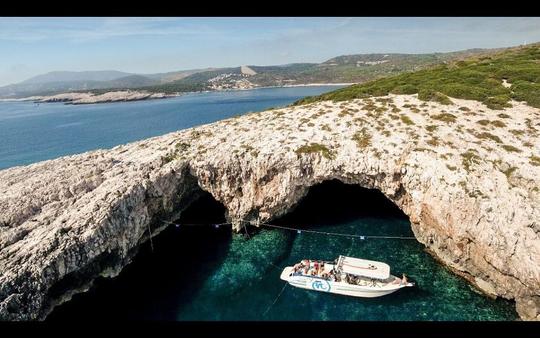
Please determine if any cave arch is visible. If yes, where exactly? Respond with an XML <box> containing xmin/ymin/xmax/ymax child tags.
<box><xmin>272</xmin><ymin>179</ymin><xmax>409</xmax><ymax>227</ymax></box>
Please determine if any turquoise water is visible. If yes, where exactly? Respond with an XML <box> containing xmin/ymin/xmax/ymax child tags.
<box><xmin>48</xmin><ymin>182</ymin><xmax>518</xmax><ymax>321</ymax></box>
<box><xmin>0</xmin><ymin>86</ymin><xmax>344</xmax><ymax>170</ymax></box>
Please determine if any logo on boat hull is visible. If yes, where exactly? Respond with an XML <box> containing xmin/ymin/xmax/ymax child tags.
<box><xmin>311</xmin><ymin>279</ymin><xmax>331</xmax><ymax>292</ymax></box>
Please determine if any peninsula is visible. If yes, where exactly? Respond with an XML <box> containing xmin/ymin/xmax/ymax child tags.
<box><xmin>0</xmin><ymin>44</ymin><xmax>539</xmax><ymax>321</ymax></box>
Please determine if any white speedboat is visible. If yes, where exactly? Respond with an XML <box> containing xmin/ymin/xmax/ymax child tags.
<box><xmin>280</xmin><ymin>255</ymin><xmax>414</xmax><ymax>298</ymax></box>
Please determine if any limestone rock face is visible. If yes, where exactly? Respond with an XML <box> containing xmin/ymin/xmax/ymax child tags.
<box><xmin>0</xmin><ymin>94</ymin><xmax>539</xmax><ymax>320</ymax></box>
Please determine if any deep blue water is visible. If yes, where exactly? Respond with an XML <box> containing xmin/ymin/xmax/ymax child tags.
<box><xmin>0</xmin><ymin>86</ymin><xmax>344</xmax><ymax>170</ymax></box>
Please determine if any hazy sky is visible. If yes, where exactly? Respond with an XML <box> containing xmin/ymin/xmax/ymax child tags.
<box><xmin>1</xmin><ymin>17</ymin><xmax>540</xmax><ymax>86</ymax></box>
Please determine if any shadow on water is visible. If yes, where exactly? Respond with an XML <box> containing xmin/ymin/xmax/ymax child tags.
<box><xmin>47</xmin><ymin>191</ymin><xmax>232</xmax><ymax>320</ymax></box>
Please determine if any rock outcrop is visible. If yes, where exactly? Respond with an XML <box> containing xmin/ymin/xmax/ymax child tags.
<box><xmin>1</xmin><ymin>94</ymin><xmax>539</xmax><ymax>320</ymax></box>
<box><xmin>33</xmin><ymin>90</ymin><xmax>174</xmax><ymax>105</ymax></box>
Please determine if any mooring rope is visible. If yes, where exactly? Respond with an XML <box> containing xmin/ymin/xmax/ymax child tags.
<box><xmin>159</xmin><ymin>219</ymin><xmax>416</xmax><ymax>240</ymax></box>
<box><xmin>260</xmin><ymin>223</ymin><xmax>416</xmax><ymax>240</ymax></box>
<box><xmin>262</xmin><ymin>282</ymin><xmax>288</xmax><ymax>317</ymax></box>
<box><xmin>146</xmin><ymin>223</ymin><xmax>155</xmax><ymax>252</ymax></box>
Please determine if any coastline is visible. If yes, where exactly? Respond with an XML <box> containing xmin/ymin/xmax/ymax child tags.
<box><xmin>0</xmin><ymin>83</ymin><xmax>354</xmax><ymax>105</ymax></box>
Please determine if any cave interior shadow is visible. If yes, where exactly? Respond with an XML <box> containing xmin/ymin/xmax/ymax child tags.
<box><xmin>272</xmin><ymin>179</ymin><xmax>409</xmax><ymax>228</ymax></box>
<box><xmin>47</xmin><ymin>190</ymin><xmax>232</xmax><ymax>321</ymax></box>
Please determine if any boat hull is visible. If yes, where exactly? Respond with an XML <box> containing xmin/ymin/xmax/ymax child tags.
<box><xmin>280</xmin><ymin>267</ymin><xmax>411</xmax><ymax>298</ymax></box>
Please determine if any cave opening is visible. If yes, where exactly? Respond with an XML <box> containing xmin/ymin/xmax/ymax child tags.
<box><xmin>47</xmin><ymin>179</ymin><xmax>518</xmax><ymax>321</ymax></box>
<box><xmin>272</xmin><ymin>179</ymin><xmax>409</xmax><ymax>227</ymax></box>
<box><xmin>47</xmin><ymin>189</ymin><xmax>232</xmax><ymax>320</ymax></box>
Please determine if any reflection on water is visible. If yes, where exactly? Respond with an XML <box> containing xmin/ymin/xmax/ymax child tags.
<box><xmin>48</xmin><ymin>181</ymin><xmax>517</xmax><ymax>321</ymax></box>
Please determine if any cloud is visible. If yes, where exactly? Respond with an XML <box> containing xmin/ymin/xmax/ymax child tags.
<box><xmin>0</xmin><ymin>17</ymin><xmax>226</xmax><ymax>42</ymax></box>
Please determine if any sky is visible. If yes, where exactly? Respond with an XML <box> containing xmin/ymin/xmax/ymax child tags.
<box><xmin>1</xmin><ymin>17</ymin><xmax>540</xmax><ymax>86</ymax></box>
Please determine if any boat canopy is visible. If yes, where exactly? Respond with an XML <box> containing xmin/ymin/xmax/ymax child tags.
<box><xmin>336</xmin><ymin>255</ymin><xmax>390</xmax><ymax>280</ymax></box>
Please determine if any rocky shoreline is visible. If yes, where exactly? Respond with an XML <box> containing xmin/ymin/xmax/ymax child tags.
<box><xmin>32</xmin><ymin>90</ymin><xmax>176</xmax><ymax>105</ymax></box>
<box><xmin>0</xmin><ymin>94</ymin><xmax>539</xmax><ymax>320</ymax></box>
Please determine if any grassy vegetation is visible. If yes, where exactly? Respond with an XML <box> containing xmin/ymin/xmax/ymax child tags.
<box><xmin>400</xmin><ymin>114</ymin><xmax>415</xmax><ymax>125</ymax></box>
<box><xmin>425</xmin><ymin>125</ymin><xmax>438</xmax><ymax>132</ymax></box>
<box><xmin>294</xmin><ymin>44</ymin><xmax>540</xmax><ymax>109</ymax></box>
<box><xmin>475</xmin><ymin>132</ymin><xmax>503</xmax><ymax>143</ymax></box>
<box><xmin>352</xmin><ymin>128</ymin><xmax>372</xmax><ymax>148</ymax></box>
<box><xmin>295</xmin><ymin>143</ymin><xmax>335</xmax><ymax>159</ymax></box>
<box><xmin>530</xmin><ymin>155</ymin><xmax>540</xmax><ymax>166</ymax></box>
<box><xmin>461</xmin><ymin>149</ymin><xmax>481</xmax><ymax>172</ymax></box>
<box><xmin>502</xmin><ymin>166</ymin><xmax>518</xmax><ymax>179</ymax></box>
<box><xmin>501</xmin><ymin>144</ymin><xmax>522</xmax><ymax>153</ymax></box>
<box><xmin>432</xmin><ymin>113</ymin><xmax>457</xmax><ymax>123</ymax></box>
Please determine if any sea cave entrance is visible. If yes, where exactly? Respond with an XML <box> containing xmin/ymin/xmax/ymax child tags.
<box><xmin>47</xmin><ymin>190</ymin><xmax>232</xmax><ymax>320</ymax></box>
<box><xmin>47</xmin><ymin>180</ymin><xmax>518</xmax><ymax>321</ymax></box>
<box><xmin>272</xmin><ymin>179</ymin><xmax>409</xmax><ymax>227</ymax></box>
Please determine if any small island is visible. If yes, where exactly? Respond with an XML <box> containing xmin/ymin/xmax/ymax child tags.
<box><xmin>33</xmin><ymin>90</ymin><xmax>176</xmax><ymax>105</ymax></box>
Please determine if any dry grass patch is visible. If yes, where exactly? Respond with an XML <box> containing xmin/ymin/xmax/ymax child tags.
<box><xmin>432</xmin><ymin>113</ymin><xmax>457</xmax><ymax>123</ymax></box>
<box><xmin>501</xmin><ymin>144</ymin><xmax>522</xmax><ymax>153</ymax></box>
<box><xmin>400</xmin><ymin>114</ymin><xmax>415</xmax><ymax>125</ymax></box>
<box><xmin>475</xmin><ymin>132</ymin><xmax>503</xmax><ymax>144</ymax></box>
<box><xmin>352</xmin><ymin>128</ymin><xmax>372</xmax><ymax>148</ymax></box>
<box><xmin>461</xmin><ymin>149</ymin><xmax>481</xmax><ymax>172</ymax></box>
<box><xmin>295</xmin><ymin>143</ymin><xmax>336</xmax><ymax>160</ymax></box>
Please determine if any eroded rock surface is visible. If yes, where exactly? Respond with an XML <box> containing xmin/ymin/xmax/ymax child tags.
<box><xmin>1</xmin><ymin>94</ymin><xmax>539</xmax><ymax>320</ymax></box>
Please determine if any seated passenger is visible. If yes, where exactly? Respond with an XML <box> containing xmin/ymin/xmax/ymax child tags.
<box><xmin>402</xmin><ymin>274</ymin><xmax>408</xmax><ymax>285</ymax></box>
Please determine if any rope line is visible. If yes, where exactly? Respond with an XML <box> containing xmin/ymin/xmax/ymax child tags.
<box><xmin>160</xmin><ymin>219</ymin><xmax>416</xmax><ymax>240</ymax></box>
<box><xmin>147</xmin><ymin>223</ymin><xmax>155</xmax><ymax>252</ymax></box>
<box><xmin>260</xmin><ymin>223</ymin><xmax>416</xmax><ymax>240</ymax></box>
<box><xmin>262</xmin><ymin>282</ymin><xmax>288</xmax><ymax>317</ymax></box>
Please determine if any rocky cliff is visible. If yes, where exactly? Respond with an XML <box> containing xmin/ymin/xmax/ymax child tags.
<box><xmin>0</xmin><ymin>94</ymin><xmax>539</xmax><ymax>320</ymax></box>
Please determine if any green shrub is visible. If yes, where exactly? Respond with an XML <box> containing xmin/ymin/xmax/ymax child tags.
<box><xmin>400</xmin><ymin>115</ymin><xmax>415</xmax><ymax>125</ymax></box>
<box><xmin>352</xmin><ymin>128</ymin><xmax>372</xmax><ymax>148</ymax></box>
<box><xmin>461</xmin><ymin>150</ymin><xmax>481</xmax><ymax>172</ymax></box>
<box><xmin>432</xmin><ymin>113</ymin><xmax>457</xmax><ymax>123</ymax></box>
<box><xmin>418</xmin><ymin>89</ymin><xmax>453</xmax><ymax>105</ymax></box>
<box><xmin>292</xmin><ymin>45</ymin><xmax>540</xmax><ymax>109</ymax></box>
<box><xmin>475</xmin><ymin>132</ymin><xmax>502</xmax><ymax>143</ymax></box>
<box><xmin>484</xmin><ymin>95</ymin><xmax>512</xmax><ymax>110</ymax></box>
<box><xmin>501</xmin><ymin>144</ymin><xmax>522</xmax><ymax>153</ymax></box>
<box><xmin>491</xmin><ymin>120</ymin><xmax>507</xmax><ymax>128</ymax></box>
<box><xmin>425</xmin><ymin>125</ymin><xmax>438</xmax><ymax>132</ymax></box>
<box><xmin>295</xmin><ymin>143</ymin><xmax>335</xmax><ymax>159</ymax></box>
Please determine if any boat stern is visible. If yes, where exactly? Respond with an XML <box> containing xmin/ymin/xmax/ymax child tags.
<box><xmin>280</xmin><ymin>267</ymin><xmax>294</xmax><ymax>281</ymax></box>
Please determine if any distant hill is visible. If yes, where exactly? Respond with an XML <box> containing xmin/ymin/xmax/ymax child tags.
<box><xmin>20</xmin><ymin>70</ymin><xmax>133</xmax><ymax>84</ymax></box>
<box><xmin>0</xmin><ymin>46</ymin><xmax>515</xmax><ymax>99</ymax></box>
<box><xmin>132</xmin><ymin>49</ymin><xmax>502</xmax><ymax>94</ymax></box>
<box><xmin>293</xmin><ymin>44</ymin><xmax>540</xmax><ymax>109</ymax></box>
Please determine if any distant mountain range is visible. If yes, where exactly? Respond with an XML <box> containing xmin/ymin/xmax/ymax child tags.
<box><xmin>0</xmin><ymin>47</ymin><xmax>503</xmax><ymax>99</ymax></box>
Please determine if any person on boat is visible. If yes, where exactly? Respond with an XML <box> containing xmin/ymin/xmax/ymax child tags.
<box><xmin>401</xmin><ymin>274</ymin><xmax>408</xmax><ymax>285</ymax></box>
<box><xmin>329</xmin><ymin>273</ymin><xmax>336</xmax><ymax>282</ymax></box>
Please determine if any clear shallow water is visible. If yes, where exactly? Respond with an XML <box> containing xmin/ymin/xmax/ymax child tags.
<box><xmin>0</xmin><ymin>86</ymin><xmax>344</xmax><ymax>170</ymax></box>
<box><xmin>48</xmin><ymin>182</ymin><xmax>518</xmax><ymax>321</ymax></box>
